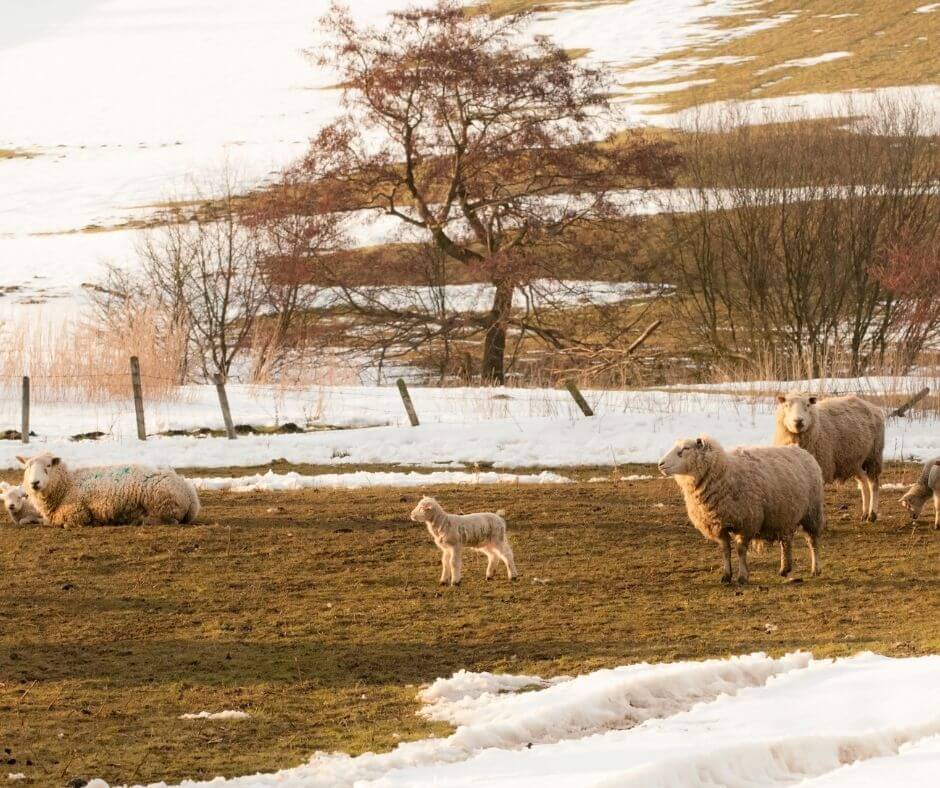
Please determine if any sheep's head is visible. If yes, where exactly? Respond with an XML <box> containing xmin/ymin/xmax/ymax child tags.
<box><xmin>410</xmin><ymin>496</ymin><xmax>440</xmax><ymax>522</ymax></box>
<box><xmin>776</xmin><ymin>392</ymin><xmax>818</xmax><ymax>435</ymax></box>
<box><xmin>899</xmin><ymin>483</ymin><xmax>930</xmax><ymax>520</ymax></box>
<box><xmin>658</xmin><ymin>436</ymin><xmax>719</xmax><ymax>479</ymax></box>
<box><xmin>1</xmin><ymin>486</ymin><xmax>29</xmax><ymax>518</ymax></box>
<box><xmin>17</xmin><ymin>453</ymin><xmax>62</xmax><ymax>494</ymax></box>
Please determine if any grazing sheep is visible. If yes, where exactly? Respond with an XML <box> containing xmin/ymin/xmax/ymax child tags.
<box><xmin>0</xmin><ymin>483</ymin><xmax>44</xmax><ymax>525</ymax></box>
<box><xmin>658</xmin><ymin>436</ymin><xmax>825</xmax><ymax>585</ymax></box>
<box><xmin>17</xmin><ymin>453</ymin><xmax>200</xmax><ymax>528</ymax></box>
<box><xmin>409</xmin><ymin>496</ymin><xmax>518</xmax><ymax>586</ymax></box>
<box><xmin>774</xmin><ymin>392</ymin><xmax>885</xmax><ymax>522</ymax></box>
<box><xmin>899</xmin><ymin>457</ymin><xmax>940</xmax><ymax>530</ymax></box>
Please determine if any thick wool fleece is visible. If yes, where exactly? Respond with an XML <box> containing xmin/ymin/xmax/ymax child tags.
<box><xmin>774</xmin><ymin>394</ymin><xmax>885</xmax><ymax>484</ymax></box>
<box><xmin>24</xmin><ymin>456</ymin><xmax>200</xmax><ymax>527</ymax></box>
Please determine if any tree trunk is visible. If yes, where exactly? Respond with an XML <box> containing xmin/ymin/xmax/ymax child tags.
<box><xmin>481</xmin><ymin>280</ymin><xmax>514</xmax><ymax>384</ymax></box>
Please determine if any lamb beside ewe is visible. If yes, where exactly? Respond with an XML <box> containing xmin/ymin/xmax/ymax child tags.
<box><xmin>659</xmin><ymin>436</ymin><xmax>825</xmax><ymax>585</ymax></box>
<box><xmin>17</xmin><ymin>453</ymin><xmax>200</xmax><ymax>528</ymax></box>
<box><xmin>0</xmin><ymin>482</ymin><xmax>44</xmax><ymax>525</ymax></box>
<box><xmin>409</xmin><ymin>496</ymin><xmax>518</xmax><ymax>586</ymax></box>
<box><xmin>899</xmin><ymin>457</ymin><xmax>940</xmax><ymax>530</ymax></box>
<box><xmin>774</xmin><ymin>392</ymin><xmax>885</xmax><ymax>522</ymax></box>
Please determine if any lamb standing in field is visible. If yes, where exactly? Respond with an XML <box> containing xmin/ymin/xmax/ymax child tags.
<box><xmin>774</xmin><ymin>392</ymin><xmax>885</xmax><ymax>522</ymax></box>
<box><xmin>409</xmin><ymin>496</ymin><xmax>518</xmax><ymax>586</ymax></box>
<box><xmin>658</xmin><ymin>436</ymin><xmax>825</xmax><ymax>585</ymax></box>
<box><xmin>899</xmin><ymin>457</ymin><xmax>940</xmax><ymax>530</ymax></box>
<box><xmin>18</xmin><ymin>453</ymin><xmax>200</xmax><ymax>528</ymax></box>
<box><xmin>0</xmin><ymin>483</ymin><xmax>44</xmax><ymax>525</ymax></box>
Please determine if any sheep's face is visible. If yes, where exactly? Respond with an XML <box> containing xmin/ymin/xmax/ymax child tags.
<box><xmin>2</xmin><ymin>486</ymin><xmax>28</xmax><ymax>517</ymax></box>
<box><xmin>658</xmin><ymin>437</ymin><xmax>710</xmax><ymax>478</ymax></box>
<box><xmin>410</xmin><ymin>496</ymin><xmax>438</xmax><ymax>522</ymax></box>
<box><xmin>18</xmin><ymin>454</ymin><xmax>61</xmax><ymax>493</ymax></box>
<box><xmin>899</xmin><ymin>484</ymin><xmax>929</xmax><ymax>519</ymax></box>
<box><xmin>777</xmin><ymin>393</ymin><xmax>817</xmax><ymax>435</ymax></box>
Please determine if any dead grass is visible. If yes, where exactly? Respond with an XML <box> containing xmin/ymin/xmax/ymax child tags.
<box><xmin>0</xmin><ymin>149</ymin><xmax>37</xmax><ymax>160</ymax></box>
<box><xmin>641</xmin><ymin>1</ymin><xmax>940</xmax><ymax>111</ymax></box>
<box><xmin>0</xmin><ymin>463</ymin><xmax>936</xmax><ymax>785</ymax></box>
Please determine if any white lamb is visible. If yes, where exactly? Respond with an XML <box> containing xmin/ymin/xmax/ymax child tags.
<box><xmin>18</xmin><ymin>453</ymin><xmax>200</xmax><ymax>528</ymax></box>
<box><xmin>409</xmin><ymin>496</ymin><xmax>518</xmax><ymax>586</ymax></box>
<box><xmin>0</xmin><ymin>482</ymin><xmax>44</xmax><ymax>525</ymax></box>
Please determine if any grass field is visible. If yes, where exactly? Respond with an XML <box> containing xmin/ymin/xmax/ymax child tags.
<box><xmin>0</xmin><ymin>461</ymin><xmax>936</xmax><ymax>785</ymax></box>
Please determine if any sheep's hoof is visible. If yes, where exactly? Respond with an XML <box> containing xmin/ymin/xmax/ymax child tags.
<box><xmin>439</xmin><ymin>581</ymin><xmax>448</xmax><ymax>587</ymax></box>
<box><xmin>452</xmin><ymin>581</ymin><xmax>461</xmax><ymax>587</ymax></box>
<box><xmin>485</xmin><ymin>575</ymin><xmax>494</xmax><ymax>581</ymax></box>
<box><xmin>719</xmin><ymin>573</ymin><xmax>732</xmax><ymax>584</ymax></box>
<box><xmin>736</xmin><ymin>576</ymin><xmax>749</xmax><ymax>586</ymax></box>
<box><xmin>867</xmin><ymin>513</ymin><xmax>878</xmax><ymax>523</ymax></box>
<box><xmin>510</xmin><ymin>575</ymin><xmax>520</xmax><ymax>582</ymax></box>
<box><xmin>779</xmin><ymin>568</ymin><xmax>791</xmax><ymax>577</ymax></box>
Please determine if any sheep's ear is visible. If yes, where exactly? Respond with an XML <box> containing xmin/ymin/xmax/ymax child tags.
<box><xmin>15</xmin><ymin>455</ymin><xmax>28</xmax><ymax>467</ymax></box>
<box><xmin>50</xmin><ymin>456</ymin><xmax>61</xmax><ymax>466</ymax></box>
<box><xmin>808</xmin><ymin>396</ymin><xmax>817</xmax><ymax>405</ymax></box>
<box><xmin>776</xmin><ymin>395</ymin><xmax>786</xmax><ymax>404</ymax></box>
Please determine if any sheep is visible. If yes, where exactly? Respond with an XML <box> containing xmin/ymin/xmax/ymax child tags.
<box><xmin>774</xmin><ymin>392</ymin><xmax>885</xmax><ymax>523</ymax></box>
<box><xmin>17</xmin><ymin>453</ymin><xmax>200</xmax><ymax>528</ymax></box>
<box><xmin>0</xmin><ymin>482</ymin><xmax>44</xmax><ymax>525</ymax></box>
<box><xmin>409</xmin><ymin>496</ymin><xmax>518</xmax><ymax>586</ymax></box>
<box><xmin>899</xmin><ymin>457</ymin><xmax>940</xmax><ymax>530</ymax></box>
<box><xmin>658</xmin><ymin>435</ymin><xmax>825</xmax><ymax>585</ymax></box>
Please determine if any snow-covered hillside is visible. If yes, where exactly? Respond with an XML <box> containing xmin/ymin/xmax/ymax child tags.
<box><xmin>8</xmin><ymin>0</ymin><xmax>931</xmax><ymax>312</ymax></box>
<box><xmin>84</xmin><ymin>651</ymin><xmax>940</xmax><ymax>787</ymax></box>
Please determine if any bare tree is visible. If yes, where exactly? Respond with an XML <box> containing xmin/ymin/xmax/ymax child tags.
<box><xmin>296</xmin><ymin>0</ymin><xmax>679</xmax><ymax>382</ymax></box>
<box><xmin>660</xmin><ymin>100</ymin><xmax>939</xmax><ymax>377</ymax></box>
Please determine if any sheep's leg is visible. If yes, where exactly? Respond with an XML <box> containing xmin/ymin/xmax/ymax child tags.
<box><xmin>804</xmin><ymin>532</ymin><xmax>820</xmax><ymax>576</ymax></box>
<box><xmin>718</xmin><ymin>534</ymin><xmax>733</xmax><ymax>584</ymax></box>
<box><xmin>855</xmin><ymin>471</ymin><xmax>871</xmax><ymax>522</ymax></box>
<box><xmin>933</xmin><ymin>492</ymin><xmax>939</xmax><ymax>530</ymax></box>
<box><xmin>450</xmin><ymin>547</ymin><xmax>462</xmax><ymax>586</ymax></box>
<box><xmin>484</xmin><ymin>549</ymin><xmax>497</xmax><ymax>580</ymax></box>
<box><xmin>779</xmin><ymin>538</ymin><xmax>793</xmax><ymax>577</ymax></box>
<box><xmin>866</xmin><ymin>476</ymin><xmax>880</xmax><ymax>523</ymax></box>
<box><xmin>439</xmin><ymin>550</ymin><xmax>451</xmax><ymax>585</ymax></box>
<box><xmin>497</xmin><ymin>539</ymin><xmax>518</xmax><ymax>580</ymax></box>
<box><xmin>734</xmin><ymin>537</ymin><xmax>750</xmax><ymax>585</ymax></box>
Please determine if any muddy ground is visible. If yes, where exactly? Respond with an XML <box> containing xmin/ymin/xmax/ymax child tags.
<box><xmin>0</xmin><ymin>463</ymin><xmax>936</xmax><ymax>785</ymax></box>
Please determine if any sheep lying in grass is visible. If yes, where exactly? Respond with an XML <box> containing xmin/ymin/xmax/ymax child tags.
<box><xmin>774</xmin><ymin>392</ymin><xmax>885</xmax><ymax>522</ymax></box>
<box><xmin>409</xmin><ymin>496</ymin><xmax>518</xmax><ymax>586</ymax></box>
<box><xmin>18</xmin><ymin>453</ymin><xmax>200</xmax><ymax>528</ymax></box>
<box><xmin>659</xmin><ymin>436</ymin><xmax>825</xmax><ymax>585</ymax></box>
<box><xmin>0</xmin><ymin>482</ymin><xmax>44</xmax><ymax>525</ymax></box>
<box><xmin>899</xmin><ymin>457</ymin><xmax>940</xmax><ymax>530</ymax></box>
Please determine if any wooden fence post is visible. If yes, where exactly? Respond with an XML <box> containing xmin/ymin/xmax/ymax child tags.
<box><xmin>21</xmin><ymin>376</ymin><xmax>29</xmax><ymax>444</ymax></box>
<box><xmin>130</xmin><ymin>356</ymin><xmax>147</xmax><ymax>441</ymax></box>
<box><xmin>890</xmin><ymin>387</ymin><xmax>929</xmax><ymax>418</ymax></box>
<box><xmin>213</xmin><ymin>374</ymin><xmax>237</xmax><ymax>440</ymax></box>
<box><xmin>564</xmin><ymin>379</ymin><xmax>594</xmax><ymax>417</ymax></box>
<box><xmin>396</xmin><ymin>378</ymin><xmax>420</xmax><ymax>427</ymax></box>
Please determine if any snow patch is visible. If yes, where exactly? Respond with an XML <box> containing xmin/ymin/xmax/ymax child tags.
<box><xmin>915</xmin><ymin>4</ymin><xmax>939</xmax><ymax>13</ymax></box>
<box><xmin>191</xmin><ymin>470</ymin><xmax>572</xmax><ymax>493</ymax></box>
<box><xmin>179</xmin><ymin>710</ymin><xmax>249</xmax><ymax>721</ymax></box>
<box><xmin>757</xmin><ymin>51</ymin><xmax>852</xmax><ymax>74</ymax></box>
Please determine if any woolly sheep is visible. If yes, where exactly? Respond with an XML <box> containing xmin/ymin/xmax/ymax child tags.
<box><xmin>409</xmin><ymin>496</ymin><xmax>518</xmax><ymax>586</ymax></box>
<box><xmin>774</xmin><ymin>392</ymin><xmax>885</xmax><ymax>522</ymax></box>
<box><xmin>899</xmin><ymin>457</ymin><xmax>940</xmax><ymax>530</ymax></box>
<box><xmin>0</xmin><ymin>483</ymin><xmax>44</xmax><ymax>525</ymax></box>
<box><xmin>658</xmin><ymin>436</ymin><xmax>825</xmax><ymax>585</ymax></box>
<box><xmin>17</xmin><ymin>453</ymin><xmax>200</xmax><ymax>528</ymax></box>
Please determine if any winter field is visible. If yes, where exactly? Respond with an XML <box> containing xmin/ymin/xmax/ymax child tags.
<box><xmin>0</xmin><ymin>463</ymin><xmax>937</xmax><ymax>786</ymax></box>
<box><xmin>2</xmin><ymin>1</ymin><xmax>940</xmax><ymax>786</ymax></box>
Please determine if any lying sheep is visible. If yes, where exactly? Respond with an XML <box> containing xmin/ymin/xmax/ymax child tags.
<box><xmin>659</xmin><ymin>436</ymin><xmax>825</xmax><ymax>585</ymax></box>
<box><xmin>0</xmin><ymin>482</ymin><xmax>44</xmax><ymax>525</ymax></box>
<box><xmin>774</xmin><ymin>392</ymin><xmax>885</xmax><ymax>522</ymax></box>
<box><xmin>409</xmin><ymin>496</ymin><xmax>518</xmax><ymax>586</ymax></box>
<box><xmin>17</xmin><ymin>453</ymin><xmax>200</xmax><ymax>528</ymax></box>
<box><xmin>899</xmin><ymin>457</ymin><xmax>940</xmax><ymax>530</ymax></box>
